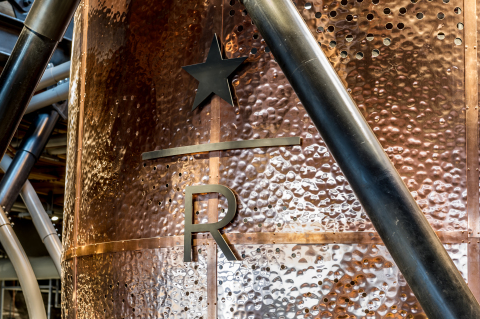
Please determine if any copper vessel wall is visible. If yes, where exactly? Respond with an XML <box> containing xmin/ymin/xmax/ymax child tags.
<box><xmin>63</xmin><ymin>0</ymin><xmax>472</xmax><ymax>318</ymax></box>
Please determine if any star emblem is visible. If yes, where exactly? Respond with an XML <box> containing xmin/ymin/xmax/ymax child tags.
<box><xmin>182</xmin><ymin>34</ymin><xmax>247</xmax><ymax>111</ymax></box>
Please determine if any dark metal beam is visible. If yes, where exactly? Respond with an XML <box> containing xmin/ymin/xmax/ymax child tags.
<box><xmin>242</xmin><ymin>0</ymin><xmax>480</xmax><ymax>318</ymax></box>
<box><xmin>0</xmin><ymin>107</ymin><xmax>61</xmax><ymax>212</ymax></box>
<box><xmin>0</xmin><ymin>0</ymin><xmax>79</xmax><ymax>166</ymax></box>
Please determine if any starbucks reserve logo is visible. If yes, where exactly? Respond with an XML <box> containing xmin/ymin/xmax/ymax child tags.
<box><xmin>142</xmin><ymin>35</ymin><xmax>301</xmax><ymax>262</ymax></box>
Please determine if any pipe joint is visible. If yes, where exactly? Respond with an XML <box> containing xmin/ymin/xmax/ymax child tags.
<box><xmin>41</xmin><ymin>232</ymin><xmax>58</xmax><ymax>243</ymax></box>
<box><xmin>24</xmin><ymin>0</ymin><xmax>82</xmax><ymax>41</ymax></box>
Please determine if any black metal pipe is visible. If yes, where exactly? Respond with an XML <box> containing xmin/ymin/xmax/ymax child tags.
<box><xmin>0</xmin><ymin>108</ymin><xmax>59</xmax><ymax>212</ymax></box>
<box><xmin>242</xmin><ymin>0</ymin><xmax>480</xmax><ymax>318</ymax></box>
<box><xmin>0</xmin><ymin>28</ymin><xmax>57</xmax><ymax>163</ymax></box>
<box><xmin>0</xmin><ymin>0</ymin><xmax>80</xmax><ymax>163</ymax></box>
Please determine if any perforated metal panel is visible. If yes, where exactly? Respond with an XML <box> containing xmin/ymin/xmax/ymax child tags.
<box><xmin>217</xmin><ymin>243</ymin><xmax>467</xmax><ymax>318</ymax></box>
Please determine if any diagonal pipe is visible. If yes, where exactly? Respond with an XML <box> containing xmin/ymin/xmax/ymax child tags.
<box><xmin>242</xmin><ymin>0</ymin><xmax>480</xmax><ymax>317</ymax></box>
<box><xmin>0</xmin><ymin>108</ymin><xmax>61</xmax><ymax>213</ymax></box>
<box><xmin>0</xmin><ymin>0</ymin><xmax>80</xmax><ymax>165</ymax></box>
<box><xmin>0</xmin><ymin>154</ymin><xmax>61</xmax><ymax>275</ymax></box>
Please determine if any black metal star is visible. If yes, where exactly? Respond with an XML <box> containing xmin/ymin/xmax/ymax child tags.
<box><xmin>182</xmin><ymin>34</ymin><xmax>247</xmax><ymax>111</ymax></box>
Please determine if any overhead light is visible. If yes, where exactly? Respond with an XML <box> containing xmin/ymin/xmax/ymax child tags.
<box><xmin>51</xmin><ymin>216</ymin><xmax>59</xmax><ymax>221</ymax></box>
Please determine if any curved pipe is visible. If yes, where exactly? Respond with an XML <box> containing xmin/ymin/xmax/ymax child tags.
<box><xmin>0</xmin><ymin>154</ymin><xmax>61</xmax><ymax>275</ymax></box>
<box><xmin>26</xmin><ymin>82</ymin><xmax>68</xmax><ymax>114</ymax></box>
<box><xmin>0</xmin><ymin>206</ymin><xmax>46</xmax><ymax>319</ymax></box>
<box><xmin>242</xmin><ymin>0</ymin><xmax>480</xmax><ymax>318</ymax></box>
<box><xmin>36</xmin><ymin>61</ymin><xmax>70</xmax><ymax>91</ymax></box>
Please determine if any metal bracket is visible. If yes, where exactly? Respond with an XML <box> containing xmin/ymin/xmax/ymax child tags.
<box><xmin>52</xmin><ymin>100</ymin><xmax>67</xmax><ymax>120</ymax></box>
<box><xmin>8</xmin><ymin>0</ymin><xmax>32</xmax><ymax>20</ymax></box>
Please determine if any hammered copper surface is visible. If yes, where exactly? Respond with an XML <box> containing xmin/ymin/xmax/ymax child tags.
<box><xmin>69</xmin><ymin>0</ymin><xmax>467</xmax><ymax>245</ymax></box>
<box><xmin>63</xmin><ymin>1</ymin><xmax>84</xmax><ymax>252</ymax></box>
<box><xmin>220</xmin><ymin>0</ymin><xmax>466</xmax><ymax>233</ymax></box>
<box><xmin>62</xmin><ymin>259</ymin><xmax>74</xmax><ymax>319</ymax></box>
<box><xmin>74</xmin><ymin>248</ymin><xmax>207</xmax><ymax>318</ymax></box>
<box><xmin>64</xmin><ymin>0</ymin><xmax>469</xmax><ymax>316</ymax></box>
<box><xmin>217</xmin><ymin>243</ymin><xmax>467</xmax><ymax>319</ymax></box>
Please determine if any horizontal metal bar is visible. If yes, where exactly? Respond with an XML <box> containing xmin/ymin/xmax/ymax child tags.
<box><xmin>142</xmin><ymin>137</ymin><xmax>302</xmax><ymax>160</ymax></box>
<box><xmin>63</xmin><ymin>231</ymin><xmax>468</xmax><ymax>260</ymax></box>
<box><xmin>3</xmin><ymin>285</ymin><xmax>60</xmax><ymax>292</ymax></box>
<box><xmin>2</xmin><ymin>287</ymin><xmax>59</xmax><ymax>293</ymax></box>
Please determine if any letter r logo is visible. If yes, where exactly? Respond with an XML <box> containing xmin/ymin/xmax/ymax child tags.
<box><xmin>184</xmin><ymin>185</ymin><xmax>237</xmax><ymax>262</ymax></box>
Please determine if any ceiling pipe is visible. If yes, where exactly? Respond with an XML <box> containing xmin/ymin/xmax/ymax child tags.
<box><xmin>0</xmin><ymin>205</ymin><xmax>45</xmax><ymax>318</ymax></box>
<box><xmin>12</xmin><ymin>200</ymin><xmax>63</xmax><ymax>215</ymax></box>
<box><xmin>242</xmin><ymin>0</ymin><xmax>480</xmax><ymax>318</ymax></box>
<box><xmin>26</xmin><ymin>81</ymin><xmax>68</xmax><ymax>114</ymax></box>
<box><xmin>11</xmin><ymin>133</ymin><xmax>68</xmax><ymax>149</ymax></box>
<box><xmin>46</xmin><ymin>146</ymin><xmax>66</xmax><ymax>155</ymax></box>
<box><xmin>44</xmin><ymin>133</ymin><xmax>67</xmax><ymax>148</ymax></box>
<box><xmin>0</xmin><ymin>0</ymin><xmax>80</xmax><ymax>166</ymax></box>
<box><xmin>0</xmin><ymin>256</ymin><xmax>60</xmax><ymax>280</ymax></box>
<box><xmin>36</xmin><ymin>61</ymin><xmax>70</xmax><ymax>91</ymax></box>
